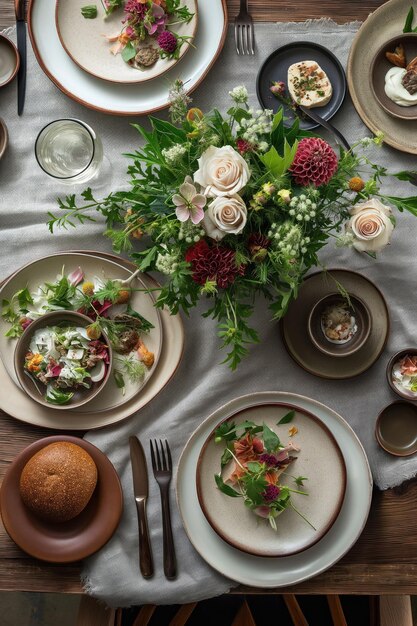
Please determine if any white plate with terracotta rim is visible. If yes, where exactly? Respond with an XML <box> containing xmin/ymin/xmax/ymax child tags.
<box><xmin>0</xmin><ymin>252</ymin><xmax>184</xmax><ymax>430</ymax></box>
<box><xmin>55</xmin><ymin>0</ymin><xmax>198</xmax><ymax>85</ymax></box>
<box><xmin>347</xmin><ymin>0</ymin><xmax>417</xmax><ymax>154</ymax></box>
<box><xmin>177</xmin><ymin>391</ymin><xmax>372</xmax><ymax>588</ymax></box>
<box><xmin>0</xmin><ymin>252</ymin><xmax>162</xmax><ymax>414</ymax></box>
<box><xmin>28</xmin><ymin>0</ymin><xmax>226</xmax><ymax>116</ymax></box>
<box><xmin>196</xmin><ymin>403</ymin><xmax>347</xmax><ymax>558</ymax></box>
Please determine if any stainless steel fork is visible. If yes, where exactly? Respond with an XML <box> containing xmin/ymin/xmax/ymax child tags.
<box><xmin>234</xmin><ymin>0</ymin><xmax>255</xmax><ymax>55</ymax></box>
<box><xmin>150</xmin><ymin>439</ymin><xmax>177</xmax><ymax>580</ymax></box>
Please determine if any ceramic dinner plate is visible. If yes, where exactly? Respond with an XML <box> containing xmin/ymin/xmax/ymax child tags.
<box><xmin>348</xmin><ymin>0</ymin><xmax>417</xmax><ymax>154</ymax></box>
<box><xmin>256</xmin><ymin>42</ymin><xmax>346</xmax><ymax>130</ymax></box>
<box><xmin>28</xmin><ymin>0</ymin><xmax>227</xmax><ymax>115</ymax></box>
<box><xmin>0</xmin><ymin>251</ymin><xmax>184</xmax><ymax>430</ymax></box>
<box><xmin>281</xmin><ymin>270</ymin><xmax>389</xmax><ymax>379</ymax></box>
<box><xmin>0</xmin><ymin>252</ymin><xmax>163</xmax><ymax>413</ymax></box>
<box><xmin>196</xmin><ymin>403</ymin><xmax>346</xmax><ymax>557</ymax></box>
<box><xmin>0</xmin><ymin>435</ymin><xmax>123</xmax><ymax>563</ymax></box>
<box><xmin>177</xmin><ymin>391</ymin><xmax>372</xmax><ymax>588</ymax></box>
<box><xmin>55</xmin><ymin>0</ymin><xmax>198</xmax><ymax>84</ymax></box>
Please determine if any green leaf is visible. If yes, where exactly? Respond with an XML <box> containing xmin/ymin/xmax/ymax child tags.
<box><xmin>214</xmin><ymin>420</ymin><xmax>237</xmax><ymax>443</ymax></box>
<box><xmin>263</xmin><ymin>423</ymin><xmax>281</xmax><ymax>452</ymax></box>
<box><xmin>150</xmin><ymin>197</ymin><xmax>170</xmax><ymax>214</ymax></box>
<box><xmin>243</xmin><ymin>475</ymin><xmax>268</xmax><ymax>505</ymax></box>
<box><xmin>277</xmin><ymin>410</ymin><xmax>295</xmax><ymax>425</ymax></box>
<box><xmin>391</xmin><ymin>170</ymin><xmax>417</xmax><ymax>182</ymax></box>
<box><xmin>404</xmin><ymin>6</ymin><xmax>414</xmax><ymax>32</ymax></box>
<box><xmin>126</xmin><ymin>304</ymin><xmax>154</xmax><ymax>332</ymax></box>
<box><xmin>133</xmin><ymin>247</ymin><xmax>159</xmax><ymax>272</ymax></box>
<box><xmin>16</xmin><ymin>287</ymin><xmax>33</xmax><ymax>311</ymax></box>
<box><xmin>220</xmin><ymin>447</ymin><xmax>233</xmax><ymax>467</ymax></box>
<box><xmin>113</xmin><ymin>370</ymin><xmax>125</xmax><ymax>390</ymax></box>
<box><xmin>215</xmin><ymin>474</ymin><xmax>241</xmax><ymax>497</ymax></box>
<box><xmin>150</xmin><ymin>117</ymin><xmax>188</xmax><ymax>145</ymax></box>
<box><xmin>383</xmin><ymin>195</ymin><xmax>417</xmax><ymax>216</ymax></box>
<box><xmin>271</xmin><ymin>109</ymin><xmax>283</xmax><ymax>132</ymax></box>
<box><xmin>81</xmin><ymin>4</ymin><xmax>97</xmax><ymax>18</ymax></box>
<box><xmin>294</xmin><ymin>476</ymin><xmax>308</xmax><ymax>486</ymax></box>
<box><xmin>121</xmin><ymin>42</ymin><xmax>137</xmax><ymax>63</ymax></box>
<box><xmin>46</xmin><ymin>388</ymin><xmax>74</xmax><ymax>405</ymax></box>
<box><xmin>246</xmin><ymin>461</ymin><xmax>263</xmax><ymax>473</ymax></box>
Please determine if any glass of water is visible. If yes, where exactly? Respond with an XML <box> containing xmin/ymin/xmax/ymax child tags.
<box><xmin>35</xmin><ymin>119</ymin><xmax>103</xmax><ymax>183</ymax></box>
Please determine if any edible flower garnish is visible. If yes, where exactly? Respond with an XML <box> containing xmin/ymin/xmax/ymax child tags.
<box><xmin>214</xmin><ymin>419</ymin><xmax>314</xmax><ymax>531</ymax></box>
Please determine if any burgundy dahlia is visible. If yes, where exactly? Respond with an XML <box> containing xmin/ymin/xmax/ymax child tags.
<box><xmin>290</xmin><ymin>137</ymin><xmax>338</xmax><ymax>187</ymax></box>
<box><xmin>236</xmin><ymin>138</ymin><xmax>254</xmax><ymax>155</ymax></box>
<box><xmin>157</xmin><ymin>30</ymin><xmax>177</xmax><ymax>53</ymax></box>
<box><xmin>185</xmin><ymin>241</ymin><xmax>245</xmax><ymax>289</ymax></box>
<box><xmin>259</xmin><ymin>453</ymin><xmax>278</xmax><ymax>467</ymax></box>
<box><xmin>262</xmin><ymin>484</ymin><xmax>281</xmax><ymax>502</ymax></box>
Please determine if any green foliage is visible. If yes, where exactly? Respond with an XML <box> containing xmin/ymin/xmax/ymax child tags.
<box><xmin>47</xmin><ymin>90</ymin><xmax>417</xmax><ymax>369</ymax></box>
<box><xmin>277</xmin><ymin>410</ymin><xmax>295</xmax><ymax>425</ymax></box>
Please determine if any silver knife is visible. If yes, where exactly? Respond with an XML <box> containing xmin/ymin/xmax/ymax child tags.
<box><xmin>15</xmin><ymin>0</ymin><xmax>26</xmax><ymax>116</ymax></box>
<box><xmin>129</xmin><ymin>436</ymin><xmax>154</xmax><ymax>578</ymax></box>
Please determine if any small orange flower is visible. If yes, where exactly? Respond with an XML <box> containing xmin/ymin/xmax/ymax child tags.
<box><xmin>288</xmin><ymin>426</ymin><xmax>298</xmax><ymax>437</ymax></box>
<box><xmin>348</xmin><ymin>177</ymin><xmax>365</xmax><ymax>192</ymax></box>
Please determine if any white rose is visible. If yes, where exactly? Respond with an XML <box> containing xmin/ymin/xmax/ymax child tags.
<box><xmin>203</xmin><ymin>195</ymin><xmax>247</xmax><ymax>241</ymax></box>
<box><xmin>193</xmin><ymin>145</ymin><xmax>250</xmax><ymax>197</ymax></box>
<box><xmin>346</xmin><ymin>198</ymin><xmax>394</xmax><ymax>253</ymax></box>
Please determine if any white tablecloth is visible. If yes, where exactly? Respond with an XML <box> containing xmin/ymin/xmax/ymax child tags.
<box><xmin>1</xmin><ymin>18</ymin><xmax>417</xmax><ymax>607</ymax></box>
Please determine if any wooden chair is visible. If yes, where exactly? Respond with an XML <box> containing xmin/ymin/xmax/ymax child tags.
<box><xmin>76</xmin><ymin>593</ymin><xmax>413</xmax><ymax>626</ymax></box>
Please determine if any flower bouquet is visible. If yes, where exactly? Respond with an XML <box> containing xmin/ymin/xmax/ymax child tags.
<box><xmin>49</xmin><ymin>83</ymin><xmax>417</xmax><ymax>368</ymax></box>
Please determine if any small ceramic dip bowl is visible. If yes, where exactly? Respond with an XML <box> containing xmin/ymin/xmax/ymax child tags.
<box><xmin>0</xmin><ymin>118</ymin><xmax>8</xmax><ymax>161</ymax></box>
<box><xmin>386</xmin><ymin>348</ymin><xmax>417</xmax><ymax>400</ymax></box>
<box><xmin>370</xmin><ymin>33</ymin><xmax>417</xmax><ymax>121</ymax></box>
<box><xmin>307</xmin><ymin>293</ymin><xmax>371</xmax><ymax>357</ymax></box>
<box><xmin>375</xmin><ymin>401</ymin><xmax>417</xmax><ymax>456</ymax></box>
<box><xmin>14</xmin><ymin>311</ymin><xmax>112</xmax><ymax>410</ymax></box>
<box><xmin>0</xmin><ymin>34</ymin><xmax>20</xmax><ymax>88</ymax></box>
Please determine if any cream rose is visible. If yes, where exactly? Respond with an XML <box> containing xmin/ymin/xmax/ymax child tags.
<box><xmin>193</xmin><ymin>145</ymin><xmax>250</xmax><ymax>197</ymax></box>
<box><xmin>346</xmin><ymin>198</ymin><xmax>394</xmax><ymax>253</ymax></box>
<box><xmin>203</xmin><ymin>194</ymin><xmax>247</xmax><ymax>241</ymax></box>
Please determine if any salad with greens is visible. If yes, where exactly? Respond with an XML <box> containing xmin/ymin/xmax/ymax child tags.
<box><xmin>25</xmin><ymin>326</ymin><xmax>110</xmax><ymax>405</ymax></box>
<box><xmin>214</xmin><ymin>415</ymin><xmax>314</xmax><ymax>531</ymax></box>
<box><xmin>2</xmin><ymin>266</ymin><xmax>155</xmax><ymax>395</ymax></box>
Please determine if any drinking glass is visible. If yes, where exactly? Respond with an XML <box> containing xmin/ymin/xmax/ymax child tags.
<box><xmin>34</xmin><ymin>119</ymin><xmax>103</xmax><ymax>184</ymax></box>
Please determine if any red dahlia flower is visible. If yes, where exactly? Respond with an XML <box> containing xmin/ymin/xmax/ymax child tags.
<box><xmin>236</xmin><ymin>138</ymin><xmax>254</xmax><ymax>155</ymax></box>
<box><xmin>185</xmin><ymin>241</ymin><xmax>245</xmax><ymax>288</ymax></box>
<box><xmin>290</xmin><ymin>137</ymin><xmax>338</xmax><ymax>187</ymax></box>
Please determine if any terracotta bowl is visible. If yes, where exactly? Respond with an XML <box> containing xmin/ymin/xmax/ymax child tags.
<box><xmin>307</xmin><ymin>293</ymin><xmax>371</xmax><ymax>358</ymax></box>
<box><xmin>386</xmin><ymin>348</ymin><xmax>417</xmax><ymax>400</ymax></box>
<box><xmin>14</xmin><ymin>311</ymin><xmax>112</xmax><ymax>410</ymax></box>
<box><xmin>375</xmin><ymin>401</ymin><xmax>417</xmax><ymax>456</ymax></box>
<box><xmin>0</xmin><ymin>118</ymin><xmax>8</xmax><ymax>161</ymax></box>
<box><xmin>370</xmin><ymin>33</ymin><xmax>417</xmax><ymax>120</ymax></box>
<box><xmin>0</xmin><ymin>33</ymin><xmax>20</xmax><ymax>88</ymax></box>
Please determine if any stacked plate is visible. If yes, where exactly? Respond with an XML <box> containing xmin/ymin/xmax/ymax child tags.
<box><xmin>177</xmin><ymin>392</ymin><xmax>372</xmax><ymax>587</ymax></box>
<box><xmin>28</xmin><ymin>0</ymin><xmax>228</xmax><ymax>115</ymax></box>
<box><xmin>0</xmin><ymin>251</ymin><xmax>184</xmax><ymax>430</ymax></box>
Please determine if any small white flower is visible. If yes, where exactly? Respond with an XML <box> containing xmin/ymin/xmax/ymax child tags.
<box><xmin>229</xmin><ymin>85</ymin><xmax>248</xmax><ymax>104</ymax></box>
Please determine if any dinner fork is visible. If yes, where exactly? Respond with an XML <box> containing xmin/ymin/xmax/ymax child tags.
<box><xmin>234</xmin><ymin>0</ymin><xmax>255</xmax><ymax>56</ymax></box>
<box><xmin>150</xmin><ymin>439</ymin><xmax>177</xmax><ymax>580</ymax></box>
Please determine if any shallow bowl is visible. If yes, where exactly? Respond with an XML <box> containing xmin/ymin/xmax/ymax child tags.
<box><xmin>370</xmin><ymin>33</ymin><xmax>417</xmax><ymax>120</ymax></box>
<box><xmin>375</xmin><ymin>401</ymin><xmax>417</xmax><ymax>456</ymax></box>
<box><xmin>386</xmin><ymin>348</ymin><xmax>417</xmax><ymax>400</ymax></box>
<box><xmin>0</xmin><ymin>33</ymin><xmax>20</xmax><ymax>87</ymax></box>
<box><xmin>0</xmin><ymin>118</ymin><xmax>8</xmax><ymax>161</ymax></box>
<box><xmin>307</xmin><ymin>293</ymin><xmax>371</xmax><ymax>358</ymax></box>
<box><xmin>14</xmin><ymin>311</ymin><xmax>112</xmax><ymax>410</ymax></box>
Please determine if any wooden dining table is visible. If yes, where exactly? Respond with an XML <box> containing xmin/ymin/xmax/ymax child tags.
<box><xmin>1</xmin><ymin>0</ymin><xmax>416</xmax><ymax>600</ymax></box>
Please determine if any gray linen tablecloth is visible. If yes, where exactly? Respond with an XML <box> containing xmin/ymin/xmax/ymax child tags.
<box><xmin>2</xmin><ymin>18</ymin><xmax>417</xmax><ymax>607</ymax></box>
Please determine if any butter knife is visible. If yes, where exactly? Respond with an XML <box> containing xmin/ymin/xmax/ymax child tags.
<box><xmin>15</xmin><ymin>0</ymin><xmax>26</xmax><ymax>116</ymax></box>
<box><xmin>129</xmin><ymin>436</ymin><xmax>154</xmax><ymax>578</ymax></box>
<box><xmin>298</xmin><ymin>104</ymin><xmax>351</xmax><ymax>152</ymax></box>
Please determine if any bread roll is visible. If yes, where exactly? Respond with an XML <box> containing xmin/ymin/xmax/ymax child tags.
<box><xmin>19</xmin><ymin>442</ymin><xmax>98</xmax><ymax>522</ymax></box>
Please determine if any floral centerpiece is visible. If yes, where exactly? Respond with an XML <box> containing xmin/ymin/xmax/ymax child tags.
<box><xmin>49</xmin><ymin>83</ymin><xmax>417</xmax><ymax>368</ymax></box>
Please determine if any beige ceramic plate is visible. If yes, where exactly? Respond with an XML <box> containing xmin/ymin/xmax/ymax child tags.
<box><xmin>0</xmin><ymin>435</ymin><xmax>123</xmax><ymax>562</ymax></box>
<box><xmin>0</xmin><ymin>252</ymin><xmax>184</xmax><ymax>430</ymax></box>
<box><xmin>177</xmin><ymin>391</ymin><xmax>372</xmax><ymax>587</ymax></box>
<box><xmin>0</xmin><ymin>252</ymin><xmax>162</xmax><ymax>414</ymax></box>
<box><xmin>281</xmin><ymin>270</ymin><xmax>389</xmax><ymax>379</ymax></box>
<box><xmin>348</xmin><ymin>0</ymin><xmax>417</xmax><ymax>154</ymax></box>
<box><xmin>196</xmin><ymin>403</ymin><xmax>346</xmax><ymax>557</ymax></box>
<box><xmin>55</xmin><ymin>0</ymin><xmax>197</xmax><ymax>84</ymax></box>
